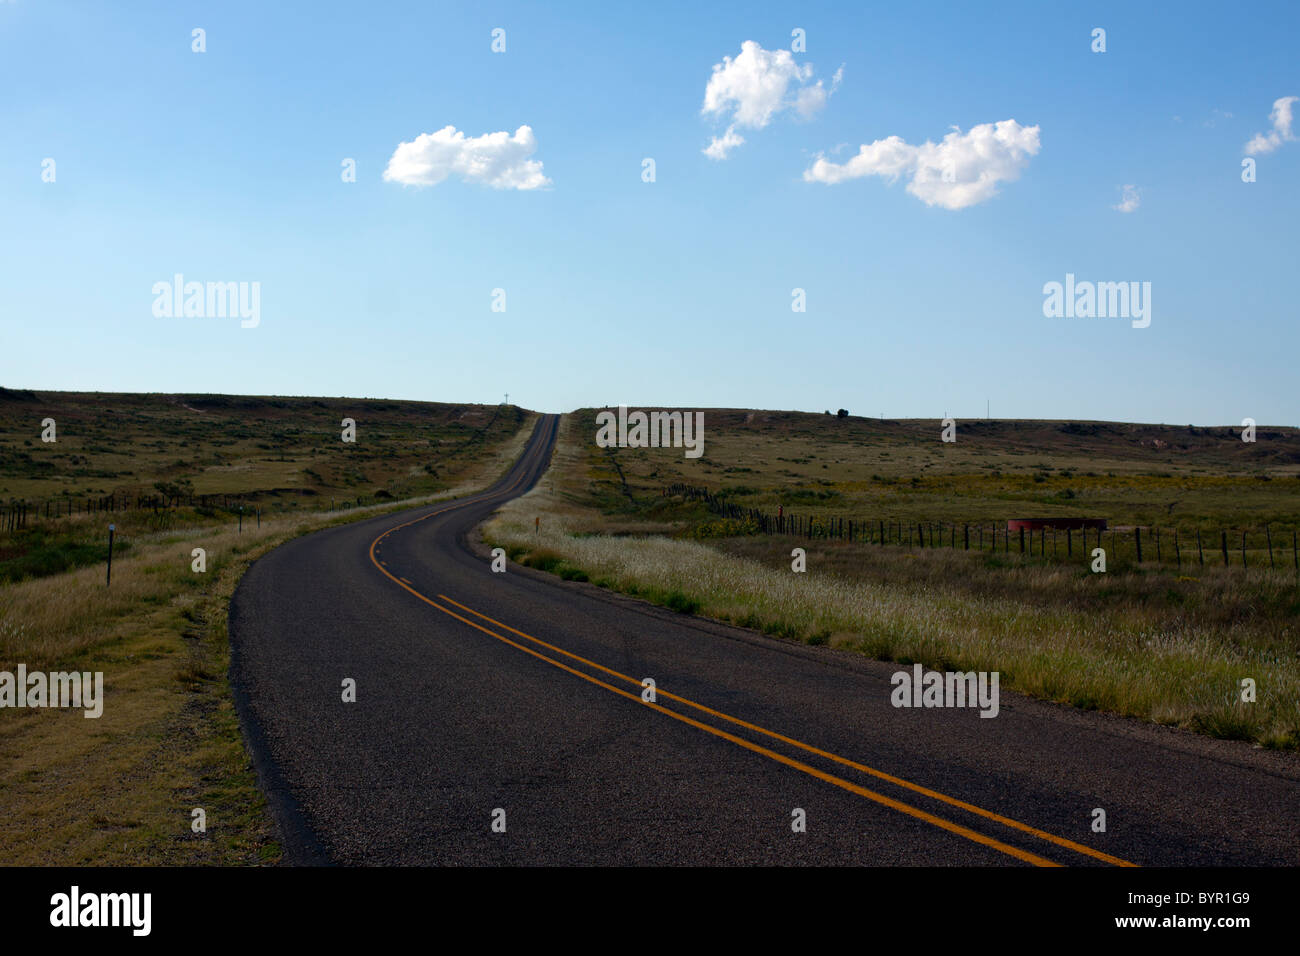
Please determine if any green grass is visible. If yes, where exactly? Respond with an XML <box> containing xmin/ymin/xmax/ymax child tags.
<box><xmin>0</xmin><ymin>528</ymin><xmax>131</xmax><ymax>583</ymax></box>
<box><xmin>659</xmin><ymin>589</ymin><xmax>701</xmax><ymax>614</ymax></box>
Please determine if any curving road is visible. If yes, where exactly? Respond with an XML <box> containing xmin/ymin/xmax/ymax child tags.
<box><xmin>229</xmin><ymin>414</ymin><xmax>1299</xmax><ymax>866</ymax></box>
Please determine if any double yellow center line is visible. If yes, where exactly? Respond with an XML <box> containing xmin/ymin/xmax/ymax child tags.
<box><xmin>368</xmin><ymin>431</ymin><xmax>1136</xmax><ymax>868</ymax></box>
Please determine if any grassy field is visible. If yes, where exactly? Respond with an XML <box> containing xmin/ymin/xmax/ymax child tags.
<box><xmin>484</xmin><ymin>409</ymin><xmax>1300</xmax><ymax>750</ymax></box>
<box><xmin>0</xmin><ymin>391</ymin><xmax>535</xmax><ymax>865</ymax></box>
<box><xmin>569</xmin><ymin>407</ymin><xmax>1300</xmax><ymax>530</ymax></box>
<box><xmin>0</xmin><ymin>390</ymin><xmax>526</xmax><ymax>583</ymax></box>
<box><xmin>6</xmin><ymin>395</ymin><xmax>1296</xmax><ymax>867</ymax></box>
<box><xmin>0</xmin><ymin>387</ymin><xmax>524</xmax><ymax>504</ymax></box>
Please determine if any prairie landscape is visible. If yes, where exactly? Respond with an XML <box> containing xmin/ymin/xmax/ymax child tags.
<box><xmin>0</xmin><ymin>389</ymin><xmax>534</xmax><ymax>864</ymax></box>
<box><xmin>486</xmin><ymin>408</ymin><xmax>1300</xmax><ymax>749</ymax></box>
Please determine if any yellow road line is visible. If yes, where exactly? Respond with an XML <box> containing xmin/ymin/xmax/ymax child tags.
<box><xmin>435</xmin><ymin>594</ymin><xmax>1136</xmax><ymax>868</ymax></box>
<box><xmin>365</xmin><ymin>419</ymin><xmax>1127</xmax><ymax>867</ymax></box>
<box><xmin>371</xmin><ymin>560</ymin><xmax>1058</xmax><ymax>866</ymax></box>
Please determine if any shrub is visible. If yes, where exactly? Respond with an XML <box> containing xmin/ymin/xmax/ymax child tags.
<box><xmin>523</xmin><ymin>549</ymin><xmax>564</xmax><ymax>574</ymax></box>
<box><xmin>661</xmin><ymin>590</ymin><xmax>701</xmax><ymax>614</ymax></box>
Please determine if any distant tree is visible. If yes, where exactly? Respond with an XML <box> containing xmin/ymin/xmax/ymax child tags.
<box><xmin>154</xmin><ymin>478</ymin><xmax>192</xmax><ymax>503</ymax></box>
<box><xmin>824</xmin><ymin>410</ymin><xmax>831</xmax><ymax>415</ymax></box>
<box><xmin>837</xmin><ymin>409</ymin><xmax>848</xmax><ymax>418</ymax></box>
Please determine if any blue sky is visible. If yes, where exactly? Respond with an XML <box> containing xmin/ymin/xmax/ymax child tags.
<box><xmin>1</xmin><ymin>1</ymin><xmax>1296</xmax><ymax>425</ymax></box>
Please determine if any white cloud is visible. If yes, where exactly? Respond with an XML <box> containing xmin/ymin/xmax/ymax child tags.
<box><xmin>794</xmin><ymin>66</ymin><xmax>843</xmax><ymax>119</ymax></box>
<box><xmin>382</xmin><ymin>125</ymin><xmax>551</xmax><ymax>189</ymax></box>
<box><xmin>1113</xmin><ymin>184</ymin><xmax>1140</xmax><ymax>213</ymax></box>
<box><xmin>1244</xmin><ymin>96</ymin><xmax>1298</xmax><ymax>155</ymax></box>
<box><xmin>704</xmin><ymin>128</ymin><xmax>746</xmax><ymax>160</ymax></box>
<box><xmin>803</xmin><ymin>119</ymin><xmax>1040</xmax><ymax>210</ymax></box>
<box><xmin>701</xmin><ymin>41</ymin><xmax>840</xmax><ymax>159</ymax></box>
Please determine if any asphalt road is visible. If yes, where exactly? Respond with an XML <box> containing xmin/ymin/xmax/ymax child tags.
<box><xmin>229</xmin><ymin>414</ymin><xmax>1299</xmax><ymax>866</ymax></box>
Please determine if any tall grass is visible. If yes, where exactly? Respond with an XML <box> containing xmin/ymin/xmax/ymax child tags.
<box><xmin>487</xmin><ymin>475</ymin><xmax>1300</xmax><ymax>750</ymax></box>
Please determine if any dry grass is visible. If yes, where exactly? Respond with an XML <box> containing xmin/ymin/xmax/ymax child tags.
<box><xmin>565</xmin><ymin>406</ymin><xmax>1300</xmax><ymax>530</ymax></box>
<box><xmin>0</xmin><ymin>412</ymin><xmax>537</xmax><ymax>864</ymax></box>
<box><xmin>485</xmin><ymin>414</ymin><xmax>1300</xmax><ymax>750</ymax></box>
<box><xmin>0</xmin><ymin>389</ymin><xmax>528</xmax><ymax>509</ymax></box>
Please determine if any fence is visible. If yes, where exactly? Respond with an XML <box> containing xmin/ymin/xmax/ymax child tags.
<box><xmin>663</xmin><ymin>483</ymin><xmax>1300</xmax><ymax>572</ymax></box>
<box><xmin>0</xmin><ymin>492</ymin><xmax>374</xmax><ymax>532</ymax></box>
